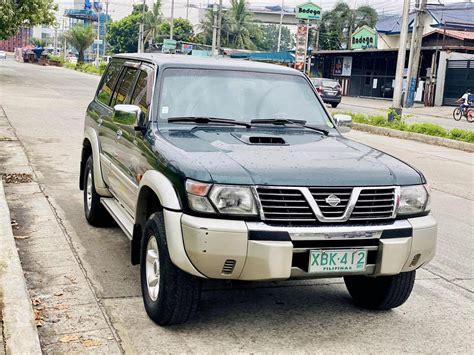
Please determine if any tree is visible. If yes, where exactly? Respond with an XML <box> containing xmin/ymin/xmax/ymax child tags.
<box><xmin>107</xmin><ymin>13</ymin><xmax>141</xmax><ymax>53</ymax></box>
<box><xmin>158</xmin><ymin>18</ymin><xmax>194</xmax><ymax>42</ymax></box>
<box><xmin>318</xmin><ymin>1</ymin><xmax>378</xmax><ymax>50</ymax></box>
<box><xmin>228</xmin><ymin>0</ymin><xmax>256</xmax><ymax>49</ymax></box>
<box><xmin>64</xmin><ymin>25</ymin><xmax>95</xmax><ymax>65</ymax></box>
<box><xmin>30</xmin><ymin>37</ymin><xmax>48</xmax><ymax>48</ymax></box>
<box><xmin>144</xmin><ymin>1</ymin><xmax>162</xmax><ymax>46</ymax></box>
<box><xmin>197</xmin><ymin>0</ymin><xmax>257</xmax><ymax>50</ymax></box>
<box><xmin>0</xmin><ymin>0</ymin><xmax>57</xmax><ymax>40</ymax></box>
<box><xmin>253</xmin><ymin>24</ymin><xmax>294</xmax><ymax>52</ymax></box>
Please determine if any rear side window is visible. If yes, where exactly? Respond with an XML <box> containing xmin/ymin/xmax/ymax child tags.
<box><xmin>111</xmin><ymin>67</ymin><xmax>138</xmax><ymax>107</ymax></box>
<box><xmin>96</xmin><ymin>60</ymin><xmax>123</xmax><ymax>106</ymax></box>
<box><xmin>131</xmin><ymin>71</ymin><xmax>150</xmax><ymax>116</ymax></box>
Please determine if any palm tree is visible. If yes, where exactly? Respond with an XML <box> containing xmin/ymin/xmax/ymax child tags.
<box><xmin>64</xmin><ymin>24</ymin><xmax>95</xmax><ymax>66</ymax></box>
<box><xmin>228</xmin><ymin>0</ymin><xmax>255</xmax><ymax>49</ymax></box>
<box><xmin>144</xmin><ymin>0</ymin><xmax>162</xmax><ymax>47</ymax></box>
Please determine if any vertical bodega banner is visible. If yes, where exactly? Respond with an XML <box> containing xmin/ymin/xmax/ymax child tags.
<box><xmin>294</xmin><ymin>24</ymin><xmax>308</xmax><ymax>71</ymax></box>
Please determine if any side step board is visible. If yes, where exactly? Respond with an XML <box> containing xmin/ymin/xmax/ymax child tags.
<box><xmin>100</xmin><ymin>198</ymin><xmax>134</xmax><ymax>240</ymax></box>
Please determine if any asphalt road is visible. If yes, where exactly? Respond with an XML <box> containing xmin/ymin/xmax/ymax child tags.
<box><xmin>1</xmin><ymin>57</ymin><xmax>473</xmax><ymax>353</ymax></box>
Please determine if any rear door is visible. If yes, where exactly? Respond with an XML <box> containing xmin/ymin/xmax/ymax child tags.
<box><xmin>89</xmin><ymin>58</ymin><xmax>124</xmax><ymax>184</ymax></box>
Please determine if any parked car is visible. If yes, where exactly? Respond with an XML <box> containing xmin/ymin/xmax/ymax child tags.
<box><xmin>0</xmin><ymin>51</ymin><xmax>7</xmax><ymax>60</ymax></box>
<box><xmin>311</xmin><ymin>77</ymin><xmax>342</xmax><ymax>108</ymax></box>
<box><xmin>80</xmin><ymin>54</ymin><xmax>437</xmax><ymax>326</ymax></box>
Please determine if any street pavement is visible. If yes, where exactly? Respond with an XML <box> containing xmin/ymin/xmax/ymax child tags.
<box><xmin>327</xmin><ymin>96</ymin><xmax>474</xmax><ymax>131</ymax></box>
<box><xmin>0</xmin><ymin>57</ymin><xmax>473</xmax><ymax>353</ymax></box>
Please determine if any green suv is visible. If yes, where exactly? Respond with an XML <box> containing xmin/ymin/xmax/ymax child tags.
<box><xmin>80</xmin><ymin>54</ymin><xmax>437</xmax><ymax>325</ymax></box>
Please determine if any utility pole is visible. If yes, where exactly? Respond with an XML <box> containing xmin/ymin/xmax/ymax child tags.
<box><xmin>138</xmin><ymin>0</ymin><xmax>146</xmax><ymax>53</ymax></box>
<box><xmin>63</xmin><ymin>17</ymin><xmax>67</xmax><ymax>61</ymax></box>
<box><xmin>95</xmin><ymin>6</ymin><xmax>101</xmax><ymax>65</ymax></box>
<box><xmin>186</xmin><ymin>0</ymin><xmax>190</xmax><ymax>21</ymax></box>
<box><xmin>103</xmin><ymin>0</ymin><xmax>109</xmax><ymax>56</ymax></box>
<box><xmin>405</xmin><ymin>0</ymin><xmax>428</xmax><ymax>107</ymax></box>
<box><xmin>216</xmin><ymin>0</ymin><xmax>223</xmax><ymax>54</ymax></box>
<box><xmin>170</xmin><ymin>0</ymin><xmax>175</xmax><ymax>39</ymax></box>
<box><xmin>391</xmin><ymin>0</ymin><xmax>411</xmax><ymax>115</ymax></box>
<box><xmin>277</xmin><ymin>0</ymin><xmax>284</xmax><ymax>52</ymax></box>
<box><xmin>347</xmin><ymin>8</ymin><xmax>355</xmax><ymax>49</ymax></box>
<box><xmin>211</xmin><ymin>3</ymin><xmax>218</xmax><ymax>56</ymax></box>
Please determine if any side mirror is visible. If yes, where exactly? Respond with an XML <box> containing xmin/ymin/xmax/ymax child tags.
<box><xmin>113</xmin><ymin>104</ymin><xmax>141</xmax><ymax>126</ymax></box>
<box><xmin>333</xmin><ymin>114</ymin><xmax>352</xmax><ymax>133</ymax></box>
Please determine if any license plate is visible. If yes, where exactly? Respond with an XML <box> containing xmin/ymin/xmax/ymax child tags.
<box><xmin>309</xmin><ymin>249</ymin><xmax>367</xmax><ymax>273</ymax></box>
<box><xmin>326</xmin><ymin>91</ymin><xmax>336</xmax><ymax>96</ymax></box>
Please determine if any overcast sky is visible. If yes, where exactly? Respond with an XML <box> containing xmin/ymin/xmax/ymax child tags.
<box><xmin>55</xmin><ymin>0</ymin><xmax>468</xmax><ymax>25</ymax></box>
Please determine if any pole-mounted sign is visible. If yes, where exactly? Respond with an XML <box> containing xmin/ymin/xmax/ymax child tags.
<box><xmin>295</xmin><ymin>2</ymin><xmax>322</xmax><ymax>20</ymax></box>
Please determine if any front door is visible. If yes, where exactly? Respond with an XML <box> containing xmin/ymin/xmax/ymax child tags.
<box><xmin>114</xmin><ymin>64</ymin><xmax>156</xmax><ymax>214</ymax></box>
<box><xmin>106</xmin><ymin>63</ymin><xmax>140</xmax><ymax>214</ymax></box>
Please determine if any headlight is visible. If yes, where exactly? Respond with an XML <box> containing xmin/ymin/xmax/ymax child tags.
<box><xmin>397</xmin><ymin>184</ymin><xmax>430</xmax><ymax>216</ymax></box>
<box><xmin>209</xmin><ymin>185</ymin><xmax>258</xmax><ymax>215</ymax></box>
<box><xmin>186</xmin><ymin>180</ymin><xmax>258</xmax><ymax>215</ymax></box>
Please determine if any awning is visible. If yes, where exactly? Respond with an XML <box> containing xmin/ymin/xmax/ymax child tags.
<box><xmin>230</xmin><ymin>51</ymin><xmax>295</xmax><ymax>63</ymax></box>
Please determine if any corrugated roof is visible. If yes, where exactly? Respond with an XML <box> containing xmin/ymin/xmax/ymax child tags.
<box><xmin>230</xmin><ymin>51</ymin><xmax>295</xmax><ymax>63</ymax></box>
<box><xmin>427</xmin><ymin>2</ymin><xmax>474</xmax><ymax>29</ymax></box>
<box><xmin>423</xmin><ymin>29</ymin><xmax>474</xmax><ymax>40</ymax></box>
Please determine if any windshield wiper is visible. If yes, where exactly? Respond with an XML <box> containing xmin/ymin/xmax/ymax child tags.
<box><xmin>250</xmin><ymin>118</ymin><xmax>329</xmax><ymax>135</ymax></box>
<box><xmin>168</xmin><ymin>116</ymin><xmax>251</xmax><ymax>128</ymax></box>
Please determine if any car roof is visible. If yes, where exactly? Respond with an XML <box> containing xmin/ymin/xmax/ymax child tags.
<box><xmin>113</xmin><ymin>53</ymin><xmax>302</xmax><ymax>75</ymax></box>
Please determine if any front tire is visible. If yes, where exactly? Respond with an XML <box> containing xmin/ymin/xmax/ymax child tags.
<box><xmin>83</xmin><ymin>156</ymin><xmax>111</xmax><ymax>226</ymax></box>
<box><xmin>331</xmin><ymin>103</ymin><xmax>339</xmax><ymax>108</ymax></box>
<box><xmin>344</xmin><ymin>271</ymin><xmax>416</xmax><ymax>310</ymax></box>
<box><xmin>140</xmin><ymin>212</ymin><xmax>202</xmax><ymax>326</ymax></box>
<box><xmin>453</xmin><ymin>108</ymin><xmax>462</xmax><ymax>121</ymax></box>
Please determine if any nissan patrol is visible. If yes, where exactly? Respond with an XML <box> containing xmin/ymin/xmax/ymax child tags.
<box><xmin>80</xmin><ymin>53</ymin><xmax>437</xmax><ymax>325</ymax></box>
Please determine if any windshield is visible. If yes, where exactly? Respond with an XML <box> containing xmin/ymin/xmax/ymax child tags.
<box><xmin>157</xmin><ymin>68</ymin><xmax>332</xmax><ymax>128</ymax></box>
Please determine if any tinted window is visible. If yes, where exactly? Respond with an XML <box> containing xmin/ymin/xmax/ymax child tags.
<box><xmin>96</xmin><ymin>60</ymin><xmax>123</xmax><ymax>106</ymax></box>
<box><xmin>322</xmin><ymin>80</ymin><xmax>340</xmax><ymax>89</ymax></box>
<box><xmin>111</xmin><ymin>67</ymin><xmax>138</xmax><ymax>107</ymax></box>
<box><xmin>131</xmin><ymin>71</ymin><xmax>150</xmax><ymax>116</ymax></box>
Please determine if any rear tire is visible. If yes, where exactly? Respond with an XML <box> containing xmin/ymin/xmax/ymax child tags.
<box><xmin>344</xmin><ymin>271</ymin><xmax>416</xmax><ymax>310</ymax></box>
<box><xmin>453</xmin><ymin>108</ymin><xmax>462</xmax><ymax>121</ymax></box>
<box><xmin>83</xmin><ymin>156</ymin><xmax>111</xmax><ymax>226</ymax></box>
<box><xmin>466</xmin><ymin>109</ymin><xmax>473</xmax><ymax>122</ymax></box>
<box><xmin>331</xmin><ymin>103</ymin><xmax>339</xmax><ymax>108</ymax></box>
<box><xmin>140</xmin><ymin>212</ymin><xmax>202</xmax><ymax>326</ymax></box>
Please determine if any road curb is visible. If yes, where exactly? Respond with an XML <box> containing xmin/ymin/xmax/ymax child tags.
<box><xmin>0</xmin><ymin>181</ymin><xmax>42</xmax><ymax>354</ymax></box>
<box><xmin>353</xmin><ymin>123</ymin><xmax>474</xmax><ymax>152</ymax></box>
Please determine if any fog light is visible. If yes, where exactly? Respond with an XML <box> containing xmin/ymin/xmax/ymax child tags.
<box><xmin>410</xmin><ymin>253</ymin><xmax>421</xmax><ymax>267</ymax></box>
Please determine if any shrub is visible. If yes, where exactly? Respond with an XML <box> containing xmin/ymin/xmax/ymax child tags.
<box><xmin>338</xmin><ymin>111</ymin><xmax>473</xmax><ymax>144</ymax></box>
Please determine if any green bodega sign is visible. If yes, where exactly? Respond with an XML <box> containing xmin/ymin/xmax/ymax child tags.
<box><xmin>351</xmin><ymin>25</ymin><xmax>378</xmax><ymax>49</ymax></box>
<box><xmin>296</xmin><ymin>2</ymin><xmax>322</xmax><ymax>20</ymax></box>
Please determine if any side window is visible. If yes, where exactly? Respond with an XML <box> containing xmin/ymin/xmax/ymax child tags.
<box><xmin>130</xmin><ymin>71</ymin><xmax>150</xmax><ymax>117</ymax></box>
<box><xmin>96</xmin><ymin>60</ymin><xmax>123</xmax><ymax>106</ymax></box>
<box><xmin>111</xmin><ymin>67</ymin><xmax>138</xmax><ymax>107</ymax></box>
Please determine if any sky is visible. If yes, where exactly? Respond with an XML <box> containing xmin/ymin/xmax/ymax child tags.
<box><xmin>54</xmin><ymin>0</ymin><xmax>468</xmax><ymax>26</ymax></box>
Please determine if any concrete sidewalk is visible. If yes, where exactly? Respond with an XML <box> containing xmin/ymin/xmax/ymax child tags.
<box><xmin>339</xmin><ymin>96</ymin><xmax>455</xmax><ymax>119</ymax></box>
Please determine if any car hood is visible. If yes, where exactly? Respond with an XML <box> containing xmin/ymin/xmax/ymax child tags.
<box><xmin>158</xmin><ymin>128</ymin><xmax>423</xmax><ymax>186</ymax></box>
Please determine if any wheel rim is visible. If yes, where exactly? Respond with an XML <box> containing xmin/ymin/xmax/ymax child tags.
<box><xmin>85</xmin><ymin>170</ymin><xmax>93</xmax><ymax>212</ymax></box>
<box><xmin>453</xmin><ymin>109</ymin><xmax>462</xmax><ymax>121</ymax></box>
<box><xmin>145</xmin><ymin>235</ymin><xmax>160</xmax><ymax>302</ymax></box>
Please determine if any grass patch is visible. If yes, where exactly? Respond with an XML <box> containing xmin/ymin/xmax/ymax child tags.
<box><xmin>61</xmin><ymin>61</ymin><xmax>106</xmax><ymax>76</ymax></box>
<box><xmin>338</xmin><ymin>111</ymin><xmax>474</xmax><ymax>144</ymax></box>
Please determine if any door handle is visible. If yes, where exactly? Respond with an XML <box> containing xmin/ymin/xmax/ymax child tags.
<box><xmin>116</xmin><ymin>129</ymin><xmax>123</xmax><ymax>139</ymax></box>
<box><xmin>97</xmin><ymin>118</ymin><xmax>103</xmax><ymax>126</ymax></box>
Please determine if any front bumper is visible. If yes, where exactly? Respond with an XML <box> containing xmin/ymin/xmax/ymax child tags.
<box><xmin>168</xmin><ymin>211</ymin><xmax>436</xmax><ymax>280</ymax></box>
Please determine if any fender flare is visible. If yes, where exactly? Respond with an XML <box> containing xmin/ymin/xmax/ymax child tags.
<box><xmin>136</xmin><ymin>170</ymin><xmax>182</xmax><ymax>214</ymax></box>
<box><xmin>83</xmin><ymin>127</ymin><xmax>111</xmax><ymax>196</ymax></box>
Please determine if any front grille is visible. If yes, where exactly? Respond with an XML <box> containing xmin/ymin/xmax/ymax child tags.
<box><xmin>256</xmin><ymin>187</ymin><xmax>316</xmax><ymax>223</ymax></box>
<box><xmin>350</xmin><ymin>188</ymin><xmax>396</xmax><ymax>221</ymax></box>
<box><xmin>309</xmin><ymin>187</ymin><xmax>352</xmax><ymax>218</ymax></box>
<box><xmin>256</xmin><ymin>186</ymin><xmax>397</xmax><ymax>226</ymax></box>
